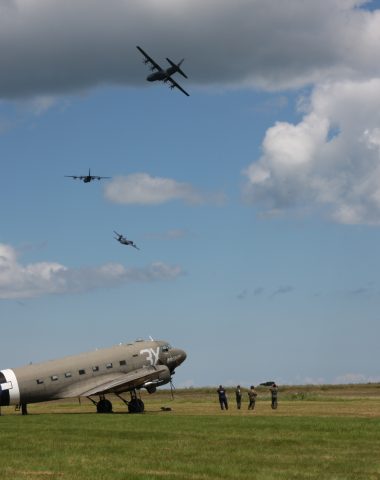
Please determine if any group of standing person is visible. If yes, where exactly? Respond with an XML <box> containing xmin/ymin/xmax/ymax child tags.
<box><xmin>217</xmin><ymin>384</ymin><xmax>278</xmax><ymax>411</ymax></box>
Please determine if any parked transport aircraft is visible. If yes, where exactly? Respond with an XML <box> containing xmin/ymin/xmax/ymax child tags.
<box><xmin>0</xmin><ymin>339</ymin><xmax>186</xmax><ymax>414</ymax></box>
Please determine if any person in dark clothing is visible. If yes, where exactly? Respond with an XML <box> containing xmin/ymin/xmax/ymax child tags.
<box><xmin>270</xmin><ymin>383</ymin><xmax>278</xmax><ymax>409</ymax></box>
<box><xmin>217</xmin><ymin>385</ymin><xmax>228</xmax><ymax>410</ymax></box>
<box><xmin>235</xmin><ymin>385</ymin><xmax>242</xmax><ymax>409</ymax></box>
<box><xmin>248</xmin><ymin>385</ymin><xmax>257</xmax><ymax>410</ymax></box>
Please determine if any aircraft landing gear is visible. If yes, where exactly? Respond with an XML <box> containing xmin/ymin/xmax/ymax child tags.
<box><xmin>115</xmin><ymin>390</ymin><xmax>144</xmax><ymax>413</ymax></box>
<box><xmin>21</xmin><ymin>403</ymin><xmax>28</xmax><ymax>415</ymax></box>
<box><xmin>128</xmin><ymin>397</ymin><xmax>144</xmax><ymax>414</ymax></box>
<box><xmin>89</xmin><ymin>390</ymin><xmax>145</xmax><ymax>414</ymax></box>
<box><xmin>87</xmin><ymin>395</ymin><xmax>113</xmax><ymax>413</ymax></box>
<box><xmin>127</xmin><ymin>389</ymin><xmax>144</xmax><ymax>413</ymax></box>
<box><xmin>97</xmin><ymin>398</ymin><xmax>113</xmax><ymax>413</ymax></box>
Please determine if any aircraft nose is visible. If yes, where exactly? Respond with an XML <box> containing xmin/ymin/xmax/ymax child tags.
<box><xmin>167</xmin><ymin>348</ymin><xmax>187</xmax><ymax>370</ymax></box>
<box><xmin>176</xmin><ymin>349</ymin><xmax>187</xmax><ymax>366</ymax></box>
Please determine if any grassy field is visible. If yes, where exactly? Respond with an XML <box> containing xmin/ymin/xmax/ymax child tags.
<box><xmin>1</xmin><ymin>385</ymin><xmax>380</xmax><ymax>480</ymax></box>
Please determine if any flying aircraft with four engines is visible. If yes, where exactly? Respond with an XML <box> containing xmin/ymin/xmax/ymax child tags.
<box><xmin>65</xmin><ymin>168</ymin><xmax>111</xmax><ymax>183</ymax></box>
<box><xmin>114</xmin><ymin>231</ymin><xmax>140</xmax><ymax>250</ymax></box>
<box><xmin>137</xmin><ymin>45</ymin><xmax>190</xmax><ymax>97</ymax></box>
<box><xmin>0</xmin><ymin>339</ymin><xmax>186</xmax><ymax>414</ymax></box>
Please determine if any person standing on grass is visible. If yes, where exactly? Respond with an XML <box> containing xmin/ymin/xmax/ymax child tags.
<box><xmin>217</xmin><ymin>385</ymin><xmax>228</xmax><ymax>410</ymax></box>
<box><xmin>248</xmin><ymin>385</ymin><xmax>257</xmax><ymax>410</ymax></box>
<box><xmin>235</xmin><ymin>385</ymin><xmax>242</xmax><ymax>409</ymax></box>
<box><xmin>270</xmin><ymin>383</ymin><xmax>278</xmax><ymax>409</ymax></box>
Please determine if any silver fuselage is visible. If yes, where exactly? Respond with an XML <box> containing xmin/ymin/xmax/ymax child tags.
<box><xmin>0</xmin><ymin>339</ymin><xmax>186</xmax><ymax>406</ymax></box>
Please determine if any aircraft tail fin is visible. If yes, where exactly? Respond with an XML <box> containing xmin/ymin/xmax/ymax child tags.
<box><xmin>166</xmin><ymin>57</ymin><xmax>188</xmax><ymax>79</ymax></box>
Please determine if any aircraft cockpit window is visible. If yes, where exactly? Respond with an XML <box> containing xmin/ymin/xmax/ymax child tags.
<box><xmin>79</xmin><ymin>369</ymin><xmax>86</xmax><ymax>375</ymax></box>
<box><xmin>36</xmin><ymin>379</ymin><xmax>44</xmax><ymax>385</ymax></box>
<box><xmin>92</xmin><ymin>366</ymin><xmax>99</xmax><ymax>372</ymax></box>
<box><xmin>51</xmin><ymin>375</ymin><xmax>58</xmax><ymax>381</ymax></box>
<box><xmin>106</xmin><ymin>363</ymin><xmax>113</xmax><ymax>369</ymax></box>
<box><xmin>119</xmin><ymin>360</ymin><xmax>126</xmax><ymax>366</ymax></box>
<box><xmin>161</xmin><ymin>344</ymin><xmax>171</xmax><ymax>352</ymax></box>
<box><xmin>64</xmin><ymin>372</ymin><xmax>72</xmax><ymax>378</ymax></box>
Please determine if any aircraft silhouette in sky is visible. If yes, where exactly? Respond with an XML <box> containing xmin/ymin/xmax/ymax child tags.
<box><xmin>137</xmin><ymin>46</ymin><xmax>190</xmax><ymax>97</ymax></box>
<box><xmin>114</xmin><ymin>231</ymin><xmax>140</xmax><ymax>250</ymax></box>
<box><xmin>65</xmin><ymin>168</ymin><xmax>111</xmax><ymax>183</ymax></box>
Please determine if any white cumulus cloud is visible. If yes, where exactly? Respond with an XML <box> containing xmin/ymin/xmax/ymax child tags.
<box><xmin>0</xmin><ymin>243</ymin><xmax>183</xmax><ymax>299</ymax></box>
<box><xmin>104</xmin><ymin>173</ymin><xmax>224</xmax><ymax>205</ymax></box>
<box><xmin>243</xmin><ymin>79</ymin><xmax>380</xmax><ymax>225</ymax></box>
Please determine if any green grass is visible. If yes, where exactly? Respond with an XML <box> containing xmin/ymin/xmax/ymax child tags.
<box><xmin>1</xmin><ymin>386</ymin><xmax>380</xmax><ymax>480</ymax></box>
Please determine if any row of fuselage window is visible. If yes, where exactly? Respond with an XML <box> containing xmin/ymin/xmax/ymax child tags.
<box><xmin>35</xmin><ymin>359</ymin><xmax>128</xmax><ymax>385</ymax></box>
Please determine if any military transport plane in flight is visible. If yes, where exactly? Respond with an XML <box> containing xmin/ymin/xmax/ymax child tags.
<box><xmin>114</xmin><ymin>231</ymin><xmax>140</xmax><ymax>250</ymax></box>
<box><xmin>137</xmin><ymin>45</ymin><xmax>190</xmax><ymax>97</ymax></box>
<box><xmin>65</xmin><ymin>168</ymin><xmax>111</xmax><ymax>183</ymax></box>
<box><xmin>0</xmin><ymin>339</ymin><xmax>186</xmax><ymax>415</ymax></box>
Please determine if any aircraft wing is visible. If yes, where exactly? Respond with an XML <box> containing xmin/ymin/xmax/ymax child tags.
<box><xmin>136</xmin><ymin>45</ymin><xmax>163</xmax><ymax>72</ymax></box>
<box><xmin>65</xmin><ymin>176</ymin><xmax>82</xmax><ymax>180</ymax></box>
<box><xmin>58</xmin><ymin>365</ymin><xmax>171</xmax><ymax>398</ymax></box>
<box><xmin>168</xmin><ymin>77</ymin><xmax>190</xmax><ymax>97</ymax></box>
<box><xmin>91</xmin><ymin>176</ymin><xmax>111</xmax><ymax>180</ymax></box>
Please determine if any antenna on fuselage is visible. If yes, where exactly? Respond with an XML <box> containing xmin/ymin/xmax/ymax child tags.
<box><xmin>149</xmin><ymin>335</ymin><xmax>154</xmax><ymax>341</ymax></box>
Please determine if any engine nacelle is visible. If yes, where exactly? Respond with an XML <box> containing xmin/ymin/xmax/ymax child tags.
<box><xmin>143</xmin><ymin>366</ymin><xmax>171</xmax><ymax>393</ymax></box>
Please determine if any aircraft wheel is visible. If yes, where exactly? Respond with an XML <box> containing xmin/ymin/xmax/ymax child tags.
<box><xmin>128</xmin><ymin>398</ymin><xmax>144</xmax><ymax>414</ymax></box>
<box><xmin>97</xmin><ymin>399</ymin><xmax>113</xmax><ymax>413</ymax></box>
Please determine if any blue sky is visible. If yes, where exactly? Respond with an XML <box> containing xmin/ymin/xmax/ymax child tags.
<box><xmin>1</xmin><ymin>0</ymin><xmax>380</xmax><ymax>387</ymax></box>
